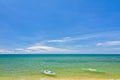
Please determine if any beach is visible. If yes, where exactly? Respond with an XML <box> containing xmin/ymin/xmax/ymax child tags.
<box><xmin>0</xmin><ymin>54</ymin><xmax>120</xmax><ymax>80</ymax></box>
<box><xmin>0</xmin><ymin>76</ymin><xmax>120</xmax><ymax>80</ymax></box>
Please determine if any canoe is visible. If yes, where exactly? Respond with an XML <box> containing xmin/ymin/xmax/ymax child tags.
<box><xmin>82</xmin><ymin>68</ymin><xmax>105</xmax><ymax>73</ymax></box>
<box><xmin>41</xmin><ymin>70</ymin><xmax>56</xmax><ymax>75</ymax></box>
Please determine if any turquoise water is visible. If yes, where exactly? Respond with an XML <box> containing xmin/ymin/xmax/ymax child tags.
<box><xmin>0</xmin><ymin>54</ymin><xmax>120</xmax><ymax>78</ymax></box>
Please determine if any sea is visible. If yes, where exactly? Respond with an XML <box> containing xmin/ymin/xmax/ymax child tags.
<box><xmin>0</xmin><ymin>54</ymin><xmax>120</xmax><ymax>79</ymax></box>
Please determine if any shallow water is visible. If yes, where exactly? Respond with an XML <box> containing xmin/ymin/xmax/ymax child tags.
<box><xmin>0</xmin><ymin>54</ymin><xmax>120</xmax><ymax>79</ymax></box>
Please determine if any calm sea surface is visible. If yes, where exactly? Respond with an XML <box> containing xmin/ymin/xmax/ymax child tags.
<box><xmin>0</xmin><ymin>54</ymin><xmax>120</xmax><ymax>78</ymax></box>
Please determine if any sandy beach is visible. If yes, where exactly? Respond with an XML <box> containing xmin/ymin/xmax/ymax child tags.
<box><xmin>0</xmin><ymin>76</ymin><xmax>119</xmax><ymax>80</ymax></box>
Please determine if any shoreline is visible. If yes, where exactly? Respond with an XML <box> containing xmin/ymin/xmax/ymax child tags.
<box><xmin>0</xmin><ymin>76</ymin><xmax>120</xmax><ymax>80</ymax></box>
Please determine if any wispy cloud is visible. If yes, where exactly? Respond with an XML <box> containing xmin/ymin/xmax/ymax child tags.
<box><xmin>96</xmin><ymin>41</ymin><xmax>120</xmax><ymax>46</ymax></box>
<box><xmin>47</xmin><ymin>34</ymin><xmax>100</xmax><ymax>43</ymax></box>
<box><xmin>1</xmin><ymin>31</ymin><xmax>120</xmax><ymax>54</ymax></box>
<box><xmin>47</xmin><ymin>37</ymin><xmax>70</xmax><ymax>43</ymax></box>
<box><xmin>47</xmin><ymin>31</ymin><xmax>120</xmax><ymax>43</ymax></box>
<box><xmin>12</xmin><ymin>45</ymin><xmax>78</xmax><ymax>54</ymax></box>
<box><xmin>0</xmin><ymin>49</ymin><xmax>12</xmax><ymax>53</ymax></box>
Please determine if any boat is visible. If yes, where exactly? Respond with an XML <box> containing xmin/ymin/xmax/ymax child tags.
<box><xmin>82</xmin><ymin>68</ymin><xmax>105</xmax><ymax>73</ymax></box>
<box><xmin>41</xmin><ymin>70</ymin><xmax>56</xmax><ymax>75</ymax></box>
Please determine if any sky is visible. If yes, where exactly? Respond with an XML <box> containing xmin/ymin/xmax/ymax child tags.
<box><xmin>0</xmin><ymin>0</ymin><xmax>120</xmax><ymax>54</ymax></box>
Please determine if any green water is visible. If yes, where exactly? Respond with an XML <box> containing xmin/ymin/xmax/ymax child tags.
<box><xmin>0</xmin><ymin>54</ymin><xmax>120</xmax><ymax>79</ymax></box>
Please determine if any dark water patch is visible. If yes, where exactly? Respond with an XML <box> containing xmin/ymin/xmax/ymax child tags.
<box><xmin>0</xmin><ymin>54</ymin><xmax>120</xmax><ymax>58</ymax></box>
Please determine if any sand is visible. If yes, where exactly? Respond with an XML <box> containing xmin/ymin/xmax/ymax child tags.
<box><xmin>0</xmin><ymin>76</ymin><xmax>119</xmax><ymax>80</ymax></box>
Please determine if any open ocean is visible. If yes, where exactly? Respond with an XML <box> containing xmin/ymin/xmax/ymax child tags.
<box><xmin>0</xmin><ymin>54</ymin><xmax>120</xmax><ymax>79</ymax></box>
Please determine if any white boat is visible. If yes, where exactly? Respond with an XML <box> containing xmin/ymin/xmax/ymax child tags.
<box><xmin>41</xmin><ymin>70</ymin><xmax>56</xmax><ymax>75</ymax></box>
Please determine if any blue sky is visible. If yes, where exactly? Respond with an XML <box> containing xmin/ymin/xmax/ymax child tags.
<box><xmin>0</xmin><ymin>0</ymin><xmax>120</xmax><ymax>54</ymax></box>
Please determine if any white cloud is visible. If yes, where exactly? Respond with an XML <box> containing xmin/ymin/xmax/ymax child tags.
<box><xmin>47</xmin><ymin>37</ymin><xmax>71</xmax><ymax>43</ymax></box>
<box><xmin>14</xmin><ymin>45</ymin><xmax>78</xmax><ymax>53</ymax></box>
<box><xmin>1</xmin><ymin>31</ymin><xmax>120</xmax><ymax>54</ymax></box>
<box><xmin>47</xmin><ymin>32</ymin><xmax>115</xmax><ymax>43</ymax></box>
<box><xmin>47</xmin><ymin>40</ymin><xmax>66</xmax><ymax>43</ymax></box>
<box><xmin>0</xmin><ymin>49</ymin><xmax>12</xmax><ymax>53</ymax></box>
<box><xmin>96</xmin><ymin>41</ymin><xmax>120</xmax><ymax>46</ymax></box>
<box><xmin>47</xmin><ymin>34</ymin><xmax>100</xmax><ymax>43</ymax></box>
